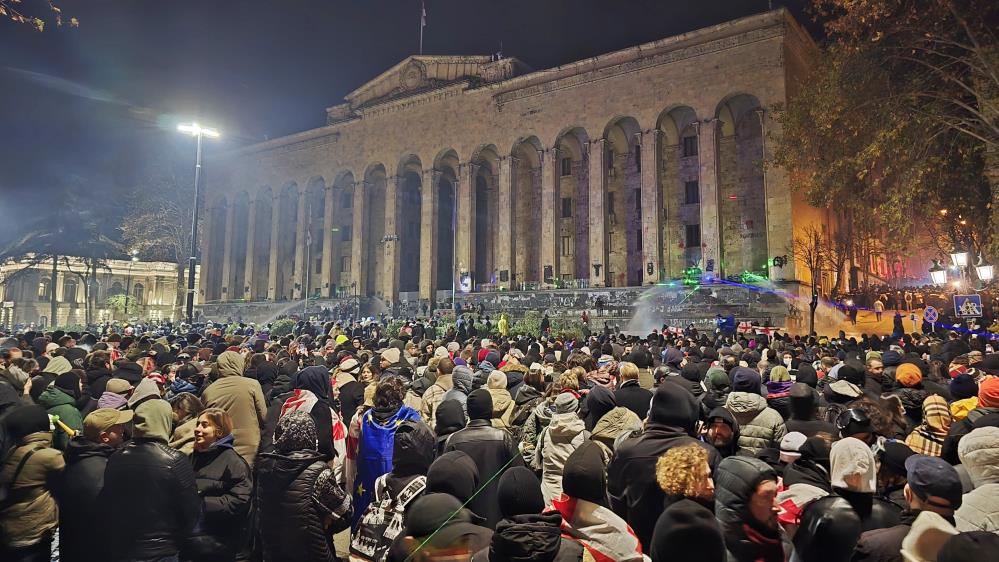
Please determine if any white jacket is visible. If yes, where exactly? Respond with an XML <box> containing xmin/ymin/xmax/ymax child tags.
<box><xmin>540</xmin><ymin>411</ymin><xmax>588</xmax><ymax>503</ymax></box>
<box><xmin>955</xmin><ymin>426</ymin><xmax>999</xmax><ymax>532</ymax></box>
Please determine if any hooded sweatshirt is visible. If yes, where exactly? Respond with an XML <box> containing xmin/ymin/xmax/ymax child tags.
<box><xmin>955</xmin><ymin>426</ymin><xmax>999</xmax><ymax>533</ymax></box>
<box><xmin>133</xmin><ymin>399</ymin><xmax>174</xmax><ymax>441</ymax></box>
<box><xmin>705</xmin><ymin>406</ymin><xmax>741</xmax><ymax>458</ymax></box>
<box><xmin>202</xmin><ymin>351</ymin><xmax>268</xmax><ymax>466</ymax></box>
<box><xmin>714</xmin><ymin>456</ymin><xmax>785</xmax><ymax>562</ymax></box>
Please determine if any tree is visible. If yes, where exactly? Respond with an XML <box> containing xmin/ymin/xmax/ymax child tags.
<box><xmin>1</xmin><ymin>0</ymin><xmax>77</xmax><ymax>31</ymax></box>
<box><xmin>790</xmin><ymin>224</ymin><xmax>828</xmax><ymax>336</ymax></box>
<box><xmin>774</xmin><ymin>0</ymin><xmax>998</xmax><ymax>260</ymax></box>
<box><xmin>120</xmin><ymin>159</ymin><xmax>200</xmax><ymax>322</ymax></box>
<box><xmin>105</xmin><ymin>294</ymin><xmax>136</xmax><ymax>319</ymax></box>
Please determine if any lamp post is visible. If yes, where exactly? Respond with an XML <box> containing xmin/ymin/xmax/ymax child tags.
<box><xmin>177</xmin><ymin>122</ymin><xmax>220</xmax><ymax>325</ymax></box>
<box><xmin>929</xmin><ymin>259</ymin><xmax>948</xmax><ymax>287</ymax></box>
<box><xmin>124</xmin><ymin>251</ymin><xmax>139</xmax><ymax>318</ymax></box>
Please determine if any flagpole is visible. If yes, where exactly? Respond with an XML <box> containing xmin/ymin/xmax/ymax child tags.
<box><xmin>419</xmin><ymin>1</ymin><xmax>425</xmax><ymax>54</ymax></box>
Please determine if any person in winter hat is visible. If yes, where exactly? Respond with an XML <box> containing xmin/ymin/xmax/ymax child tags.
<box><xmin>397</xmin><ymin>493</ymin><xmax>493</xmax><ymax>561</ymax></box>
<box><xmin>713</xmin><ymin>455</ymin><xmax>785</xmax><ymax>562</ymax></box>
<box><xmin>539</xmin><ymin>392</ymin><xmax>587</xmax><ymax>503</ymax></box>
<box><xmin>555</xmin><ymin>441</ymin><xmax>646</xmax><ymax>562</ymax></box>
<box><xmin>830</xmin><ymin>436</ymin><xmax>901</xmax><ymax>532</ymax></box>
<box><xmin>37</xmin><ymin>370</ymin><xmax>85</xmax><ymax>449</ymax></box>
<box><xmin>790</xmin><ymin>495</ymin><xmax>862</xmax><ymax>562</ymax></box>
<box><xmin>650</xmin><ymin>500</ymin><xmax>725</xmax><ymax>562</ymax></box>
<box><xmin>470</xmin><ymin>466</ymin><xmax>585</xmax><ymax>562</ymax></box>
<box><xmin>725</xmin><ymin>367</ymin><xmax>787</xmax><ymax>456</ymax></box>
<box><xmin>427</xmin><ymin>450</ymin><xmax>481</xmax><ymax>509</ymax></box>
<box><xmin>786</xmin><ymin>382</ymin><xmax>837</xmax><ymax>437</ymax></box>
<box><xmin>954</xmin><ymin>426</ymin><xmax>999</xmax><ymax>533</ymax></box>
<box><xmin>703</xmin><ymin>407</ymin><xmax>741</xmax><ymax>459</ymax></box>
<box><xmin>433</xmin><ymin>399</ymin><xmax>466</xmax><ymax>456</ymax></box>
<box><xmin>609</xmin><ymin>382</ymin><xmax>721</xmax><ymax>548</ymax></box>
<box><xmin>949</xmin><ymin>373</ymin><xmax>979</xmax><ymax>421</ymax></box>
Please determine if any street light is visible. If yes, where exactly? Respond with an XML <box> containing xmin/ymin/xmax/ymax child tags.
<box><xmin>177</xmin><ymin>122</ymin><xmax>221</xmax><ymax>324</ymax></box>
<box><xmin>975</xmin><ymin>255</ymin><xmax>994</xmax><ymax>283</ymax></box>
<box><xmin>950</xmin><ymin>246</ymin><xmax>970</xmax><ymax>268</ymax></box>
<box><xmin>929</xmin><ymin>259</ymin><xmax>948</xmax><ymax>286</ymax></box>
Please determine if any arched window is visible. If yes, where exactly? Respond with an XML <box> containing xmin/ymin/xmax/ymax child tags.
<box><xmin>38</xmin><ymin>277</ymin><xmax>51</xmax><ymax>302</ymax></box>
<box><xmin>132</xmin><ymin>283</ymin><xmax>144</xmax><ymax>304</ymax></box>
<box><xmin>108</xmin><ymin>281</ymin><xmax>125</xmax><ymax>297</ymax></box>
<box><xmin>63</xmin><ymin>278</ymin><xmax>78</xmax><ymax>304</ymax></box>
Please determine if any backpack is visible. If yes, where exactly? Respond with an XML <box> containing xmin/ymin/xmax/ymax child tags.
<box><xmin>349</xmin><ymin>473</ymin><xmax>426</xmax><ymax>562</ymax></box>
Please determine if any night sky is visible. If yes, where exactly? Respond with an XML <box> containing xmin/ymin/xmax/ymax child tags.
<box><xmin>0</xmin><ymin>0</ymin><xmax>810</xmax><ymax>248</ymax></box>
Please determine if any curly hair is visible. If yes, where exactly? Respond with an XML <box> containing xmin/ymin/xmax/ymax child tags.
<box><xmin>374</xmin><ymin>376</ymin><xmax>406</xmax><ymax>410</ymax></box>
<box><xmin>849</xmin><ymin>396</ymin><xmax>901</xmax><ymax>438</ymax></box>
<box><xmin>655</xmin><ymin>444</ymin><xmax>711</xmax><ymax>500</ymax></box>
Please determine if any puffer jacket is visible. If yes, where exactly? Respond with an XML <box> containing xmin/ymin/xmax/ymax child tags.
<box><xmin>590</xmin><ymin>406</ymin><xmax>643</xmax><ymax>456</ymax></box>
<box><xmin>714</xmin><ymin>456</ymin><xmax>786</xmax><ymax>562</ymax></box>
<box><xmin>471</xmin><ymin>513</ymin><xmax>584</xmax><ymax>562</ymax></box>
<box><xmin>256</xmin><ymin>450</ymin><xmax>344</xmax><ymax>562</ymax></box>
<box><xmin>955</xmin><ymin>426</ymin><xmax>999</xmax><ymax>533</ymax></box>
<box><xmin>186</xmin><ymin>435</ymin><xmax>253</xmax><ymax>561</ymax></box>
<box><xmin>520</xmin><ymin>398</ymin><xmax>554</xmax><ymax>469</ymax></box>
<box><xmin>725</xmin><ymin>391</ymin><xmax>787</xmax><ymax>457</ymax></box>
<box><xmin>539</xmin><ymin>411</ymin><xmax>588</xmax><ymax>503</ymax></box>
<box><xmin>0</xmin><ymin>432</ymin><xmax>65</xmax><ymax>549</ymax></box>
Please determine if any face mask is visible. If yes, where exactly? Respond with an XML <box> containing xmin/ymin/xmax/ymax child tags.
<box><xmin>783</xmin><ymin>358</ymin><xmax>792</xmax><ymax>366</ymax></box>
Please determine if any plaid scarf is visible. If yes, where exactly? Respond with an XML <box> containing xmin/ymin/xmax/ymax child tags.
<box><xmin>904</xmin><ymin>395</ymin><xmax>952</xmax><ymax>457</ymax></box>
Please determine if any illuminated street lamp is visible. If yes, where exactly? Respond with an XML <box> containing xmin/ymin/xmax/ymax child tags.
<box><xmin>950</xmin><ymin>246</ymin><xmax>970</xmax><ymax>268</ymax></box>
<box><xmin>177</xmin><ymin>122</ymin><xmax>220</xmax><ymax>324</ymax></box>
<box><xmin>975</xmin><ymin>255</ymin><xmax>995</xmax><ymax>283</ymax></box>
<box><xmin>929</xmin><ymin>259</ymin><xmax>948</xmax><ymax>286</ymax></box>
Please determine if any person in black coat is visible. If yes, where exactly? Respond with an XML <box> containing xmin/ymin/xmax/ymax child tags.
<box><xmin>60</xmin><ymin>408</ymin><xmax>133</xmax><ymax>562</ymax></box>
<box><xmin>443</xmin><ymin>389</ymin><xmax>523</xmax><ymax>528</ymax></box>
<box><xmin>184</xmin><ymin>408</ymin><xmax>253</xmax><ymax>562</ymax></box>
<box><xmin>785</xmin><ymin>383</ymin><xmax>838</xmax><ymax>437</ymax></box>
<box><xmin>608</xmin><ymin>383</ymin><xmax>722</xmax><ymax>549</ymax></box>
<box><xmin>83</xmin><ymin>350</ymin><xmax>113</xmax><ymax>400</ymax></box>
<box><xmin>615</xmin><ymin>362</ymin><xmax>652</xmax><ymax>420</ymax></box>
<box><xmin>99</xmin><ymin>399</ymin><xmax>201</xmax><ymax>562</ymax></box>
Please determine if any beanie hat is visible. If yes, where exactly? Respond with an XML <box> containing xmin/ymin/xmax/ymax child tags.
<box><xmin>54</xmin><ymin>372</ymin><xmax>81</xmax><ymax>399</ymax></box>
<box><xmin>865</xmin><ymin>351</ymin><xmax>883</xmax><ymax>362</ymax></box>
<box><xmin>779</xmin><ymin>432</ymin><xmax>808</xmax><ymax>464</ymax></box>
<box><xmin>3</xmin><ymin>404</ymin><xmax>50</xmax><ymax>441</ymax></box>
<box><xmin>881</xmin><ymin>441</ymin><xmax>915</xmax><ymax>478</ymax></box>
<box><xmin>830</xmin><ymin>437</ymin><xmax>877</xmax><ymax>493</ymax></box>
<box><xmin>274</xmin><ymin>410</ymin><xmax>318</xmax><ymax>453</ymax></box>
<box><xmin>978</xmin><ymin>377</ymin><xmax>999</xmax><ymax>408</ymax></box>
<box><xmin>895</xmin><ymin>363</ymin><xmax>923</xmax><ymax>388</ymax></box>
<box><xmin>562</xmin><ymin>441</ymin><xmax>608</xmax><ymax>506</ymax></box>
<box><xmin>950</xmin><ymin>373</ymin><xmax>979</xmax><ymax>401</ymax></box>
<box><xmin>882</xmin><ymin>350</ymin><xmax>903</xmax><ymax>367</ymax></box>
<box><xmin>379</xmin><ymin>347</ymin><xmax>401</xmax><ymax>364</ymax></box>
<box><xmin>497</xmin><ymin>466</ymin><xmax>545</xmax><ymax>519</ymax></box>
<box><xmin>338</xmin><ymin>357</ymin><xmax>360</xmax><ymax>375</ymax></box>
<box><xmin>649</xmin><ymin>499</ymin><xmax>725</xmax><ymax>562</ymax></box>
<box><xmin>837</xmin><ymin>362</ymin><xmax>865</xmax><ymax>386</ymax></box>
<box><xmin>731</xmin><ymin>367</ymin><xmax>762</xmax><ymax>394</ymax></box>
<box><xmin>648</xmin><ymin>381</ymin><xmax>699</xmax><ymax>434</ymax></box>
<box><xmin>97</xmin><ymin>391</ymin><xmax>129</xmax><ymax>410</ymax></box>
<box><xmin>466</xmin><ymin>388</ymin><xmax>493</xmax><ymax>421</ymax></box>
<box><xmin>554</xmin><ymin>392</ymin><xmax>579</xmax><ymax>414</ymax></box>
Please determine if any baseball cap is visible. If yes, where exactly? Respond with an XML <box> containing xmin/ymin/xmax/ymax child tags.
<box><xmin>105</xmin><ymin>378</ymin><xmax>133</xmax><ymax>395</ymax></box>
<box><xmin>905</xmin><ymin>454</ymin><xmax>963</xmax><ymax>509</ymax></box>
<box><xmin>83</xmin><ymin>408</ymin><xmax>134</xmax><ymax>441</ymax></box>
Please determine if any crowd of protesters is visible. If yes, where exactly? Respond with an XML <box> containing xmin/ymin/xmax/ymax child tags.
<box><xmin>1</xmin><ymin>315</ymin><xmax>999</xmax><ymax>562</ymax></box>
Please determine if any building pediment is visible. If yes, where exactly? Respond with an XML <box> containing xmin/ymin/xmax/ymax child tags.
<box><xmin>327</xmin><ymin>55</ymin><xmax>527</xmax><ymax>124</ymax></box>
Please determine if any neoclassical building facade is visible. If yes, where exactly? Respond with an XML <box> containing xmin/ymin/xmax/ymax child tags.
<box><xmin>201</xmin><ymin>8</ymin><xmax>819</xmax><ymax>306</ymax></box>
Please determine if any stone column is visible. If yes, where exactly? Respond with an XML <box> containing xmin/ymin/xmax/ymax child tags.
<box><xmin>698</xmin><ymin>119</ymin><xmax>722</xmax><ymax>278</ymax></box>
<box><xmin>496</xmin><ymin>156</ymin><xmax>514</xmax><ymax>290</ymax></box>
<box><xmin>456</xmin><ymin>164</ymin><xmax>474</xmax><ymax>287</ymax></box>
<box><xmin>320</xmin><ymin>183</ymin><xmax>335</xmax><ymax>297</ymax></box>
<box><xmin>199</xmin><ymin>205</ymin><xmax>213</xmax><ymax>302</ymax></box>
<box><xmin>541</xmin><ymin>148</ymin><xmax>559</xmax><ymax>287</ymax></box>
<box><xmin>243</xmin><ymin>197</ymin><xmax>257</xmax><ymax>300</ymax></box>
<box><xmin>640</xmin><ymin>129</ymin><xmax>663</xmax><ymax>285</ymax></box>
<box><xmin>419</xmin><ymin>169</ymin><xmax>440</xmax><ymax>301</ymax></box>
<box><xmin>382</xmin><ymin>175</ymin><xmax>401</xmax><ymax>302</ymax></box>
<box><xmin>266</xmin><ymin>194</ymin><xmax>280</xmax><ymax>300</ymax></box>
<box><xmin>350</xmin><ymin>182</ymin><xmax>367</xmax><ymax>296</ymax></box>
<box><xmin>220</xmin><ymin>202</ymin><xmax>236</xmax><ymax>301</ymax></box>
<box><xmin>587</xmin><ymin>139</ymin><xmax>607</xmax><ymax>287</ymax></box>
<box><xmin>291</xmin><ymin>191</ymin><xmax>307</xmax><ymax>299</ymax></box>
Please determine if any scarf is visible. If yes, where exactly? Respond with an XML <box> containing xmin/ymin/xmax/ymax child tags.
<box><xmin>904</xmin><ymin>395</ymin><xmax>951</xmax><ymax>457</ymax></box>
<box><xmin>282</xmin><ymin>389</ymin><xmax>347</xmax><ymax>459</ymax></box>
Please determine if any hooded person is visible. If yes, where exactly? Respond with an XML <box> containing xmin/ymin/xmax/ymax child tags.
<box><xmin>539</xmin><ymin>392</ymin><xmax>588</xmax><ymax>503</ymax></box>
<box><xmin>608</xmin><ymin>382</ymin><xmax>721</xmax><ymax>548</ymax></box>
<box><xmin>699</xmin><ymin>366</ymin><xmax>732</xmax><ymax>420</ymax></box>
<box><xmin>663</xmin><ymin>362</ymin><xmax>705</xmax><ymax>398</ymax></box>
<box><xmin>891</xmin><ymin>363</ymin><xmax>929</xmax><ymax>426</ymax></box>
<box><xmin>786</xmin><ymin>383</ymin><xmax>837</xmax><ymax>437</ymax></box>
<box><xmin>443</xmin><ymin>388</ymin><xmax>523</xmax><ymax>528</ymax></box>
<box><xmin>443</xmin><ymin>364</ymin><xmax>473</xmax><ymax>411</ymax></box>
<box><xmin>778</xmin><ymin>437</ymin><xmax>833</xmax><ymax>528</ymax></box>
<box><xmin>955</xmin><ymin>426</ymin><xmax>999</xmax><ymax>533</ymax></box>
<box><xmin>201</xmin><ymin>350</ymin><xmax>268</xmax><ymax>466</ymax></box>
<box><xmin>37</xmin><ymin>371</ymin><xmax>84</xmax><ymax>450</ymax></box>
<box><xmin>427</xmin><ymin>450</ymin><xmax>481</xmax><ymax>508</ymax></box>
<box><xmin>942</xmin><ymin>376</ymin><xmax>999</xmax><ymax>464</ymax></box>
<box><xmin>830</xmin><ymin>436</ymin><xmax>900</xmax><ymax>532</ymax></box>
<box><xmin>795</xmin><ymin>363</ymin><xmax>819</xmax><ymax>389</ymax></box>
<box><xmin>949</xmin><ymin>373</ymin><xmax>979</xmax><ymax>421</ymax></box>
<box><xmin>703</xmin><ymin>406</ymin><xmax>741</xmax><ymax>459</ymax></box>
<box><xmin>904</xmin><ymin>394</ymin><xmax>953</xmax><ymax>457</ymax></box>
<box><xmin>434</xmin><ymin>399</ymin><xmax>467</xmax><ymax>456</ymax></box>
<box><xmin>473</xmin><ymin>351</ymin><xmax>500</xmax><ymax>389</ymax></box>
<box><xmin>471</xmin><ymin>467</ymin><xmax>585</xmax><ymax>562</ymax></box>
<box><xmin>554</xmin><ymin>441</ymin><xmax>646</xmax><ymax>562</ymax></box>
<box><xmin>649</xmin><ymin>499</ymin><xmax>725</xmax><ymax>562</ymax></box>
<box><xmin>244</xmin><ymin>359</ymin><xmax>278</xmax><ymax>402</ymax></box>
<box><xmin>256</xmin><ymin>411</ymin><xmax>353</xmax><ymax>562</ymax></box>
<box><xmin>127</xmin><ymin>375</ymin><xmax>162</xmax><ymax>409</ymax></box>
<box><xmin>725</xmin><ymin>367</ymin><xmax>787</xmax><ymax>457</ymax></box>
<box><xmin>281</xmin><ymin>365</ymin><xmax>347</xmax><ymax>461</ymax></box>
<box><xmin>764</xmin><ymin>365</ymin><xmax>793</xmax><ymax>420</ymax></box>
<box><xmin>99</xmin><ymin>399</ymin><xmax>202</xmax><ymax>562</ymax></box>
<box><xmin>485</xmin><ymin>370</ymin><xmax>516</xmax><ymax>430</ymax></box>
<box><xmin>713</xmin><ymin>456</ymin><xmax>786</xmax><ymax>562</ymax></box>
<box><xmin>790</xmin><ymin>495</ymin><xmax>862</xmax><ymax>562</ymax></box>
